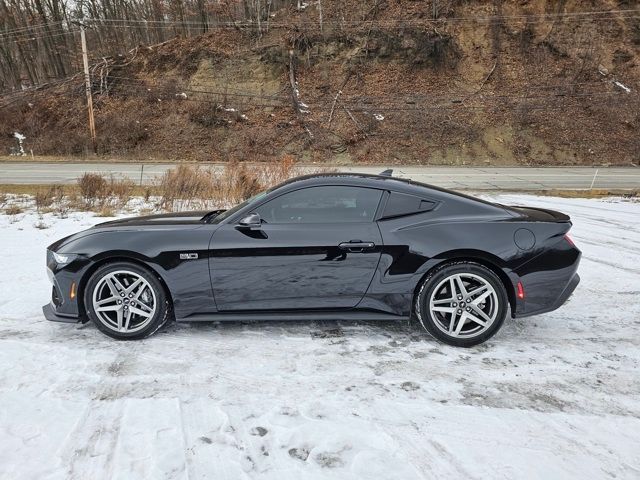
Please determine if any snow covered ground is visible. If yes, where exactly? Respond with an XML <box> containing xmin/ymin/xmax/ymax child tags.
<box><xmin>0</xmin><ymin>194</ymin><xmax>639</xmax><ymax>480</ymax></box>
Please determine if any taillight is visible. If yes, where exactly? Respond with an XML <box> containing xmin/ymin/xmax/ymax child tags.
<box><xmin>564</xmin><ymin>233</ymin><xmax>576</xmax><ymax>247</ymax></box>
<box><xmin>517</xmin><ymin>281</ymin><xmax>525</xmax><ymax>299</ymax></box>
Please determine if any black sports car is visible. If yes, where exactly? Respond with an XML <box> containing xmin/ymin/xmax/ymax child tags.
<box><xmin>43</xmin><ymin>172</ymin><xmax>580</xmax><ymax>346</ymax></box>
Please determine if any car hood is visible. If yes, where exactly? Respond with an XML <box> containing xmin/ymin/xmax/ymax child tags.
<box><xmin>48</xmin><ymin>211</ymin><xmax>213</xmax><ymax>251</ymax></box>
<box><xmin>94</xmin><ymin>210</ymin><xmax>211</xmax><ymax>228</ymax></box>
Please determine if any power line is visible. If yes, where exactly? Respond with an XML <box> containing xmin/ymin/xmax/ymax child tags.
<box><xmin>2</xmin><ymin>11</ymin><xmax>637</xmax><ymax>42</ymax></box>
<box><xmin>0</xmin><ymin>20</ymin><xmax>65</xmax><ymax>38</ymax></box>
<box><xmin>0</xmin><ymin>27</ymin><xmax>74</xmax><ymax>42</ymax></box>
<box><xmin>1</xmin><ymin>79</ymin><xmax>633</xmax><ymax>125</ymax></box>
<box><xmin>104</xmin><ymin>75</ymin><xmax>635</xmax><ymax>101</ymax></box>
<box><xmin>4</xmin><ymin>71</ymin><xmax>634</xmax><ymax>109</ymax></box>
<box><xmin>54</xmin><ymin>76</ymin><xmax>636</xmax><ymax>114</ymax></box>
<box><xmin>82</xmin><ymin>9</ymin><xmax>640</xmax><ymax>24</ymax></box>
<box><xmin>79</xmin><ymin>16</ymin><xmax>640</xmax><ymax>30</ymax></box>
<box><xmin>1</xmin><ymin>7</ymin><xmax>637</xmax><ymax>40</ymax></box>
<box><xmin>0</xmin><ymin>73</ymin><xmax>82</xmax><ymax>107</ymax></box>
<box><xmin>10</xmin><ymin>29</ymin><xmax>79</xmax><ymax>43</ymax></box>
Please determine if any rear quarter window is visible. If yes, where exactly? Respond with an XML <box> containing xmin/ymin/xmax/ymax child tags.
<box><xmin>381</xmin><ymin>192</ymin><xmax>437</xmax><ymax>219</ymax></box>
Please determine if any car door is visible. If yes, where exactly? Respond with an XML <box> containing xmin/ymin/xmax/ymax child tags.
<box><xmin>208</xmin><ymin>185</ymin><xmax>384</xmax><ymax>311</ymax></box>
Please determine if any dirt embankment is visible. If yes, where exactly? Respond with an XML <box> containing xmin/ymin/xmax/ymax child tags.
<box><xmin>1</xmin><ymin>0</ymin><xmax>639</xmax><ymax>165</ymax></box>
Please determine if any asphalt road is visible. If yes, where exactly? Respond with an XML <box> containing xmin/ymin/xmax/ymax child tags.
<box><xmin>0</xmin><ymin>163</ymin><xmax>639</xmax><ymax>190</ymax></box>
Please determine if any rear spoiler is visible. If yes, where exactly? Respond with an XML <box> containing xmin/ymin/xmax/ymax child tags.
<box><xmin>507</xmin><ymin>206</ymin><xmax>571</xmax><ymax>223</ymax></box>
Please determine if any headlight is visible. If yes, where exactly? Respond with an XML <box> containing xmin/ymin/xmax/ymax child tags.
<box><xmin>53</xmin><ymin>252</ymin><xmax>77</xmax><ymax>265</ymax></box>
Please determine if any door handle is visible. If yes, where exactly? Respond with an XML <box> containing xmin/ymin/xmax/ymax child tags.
<box><xmin>338</xmin><ymin>241</ymin><xmax>375</xmax><ymax>252</ymax></box>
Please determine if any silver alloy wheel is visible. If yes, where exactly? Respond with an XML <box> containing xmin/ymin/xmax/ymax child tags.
<box><xmin>92</xmin><ymin>270</ymin><xmax>157</xmax><ymax>334</ymax></box>
<box><xmin>428</xmin><ymin>273</ymin><xmax>498</xmax><ymax>338</ymax></box>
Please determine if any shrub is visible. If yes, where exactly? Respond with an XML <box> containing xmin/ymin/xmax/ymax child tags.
<box><xmin>76</xmin><ymin>173</ymin><xmax>134</xmax><ymax>209</ymax></box>
<box><xmin>96</xmin><ymin>206</ymin><xmax>116</xmax><ymax>217</ymax></box>
<box><xmin>55</xmin><ymin>200</ymin><xmax>71</xmax><ymax>219</ymax></box>
<box><xmin>4</xmin><ymin>205</ymin><xmax>23</xmax><ymax>216</ymax></box>
<box><xmin>261</xmin><ymin>155</ymin><xmax>296</xmax><ymax>187</ymax></box>
<box><xmin>156</xmin><ymin>157</ymin><xmax>327</xmax><ymax>212</ymax></box>
<box><xmin>78</xmin><ymin>173</ymin><xmax>108</xmax><ymax>206</ymax></box>
<box><xmin>35</xmin><ymin>184</ymin><xmax>64</xmax><ymax>212</ymax></box>
<box><xmin>187</xmin><ymin>103</ymin><xmax>227</xmax><ymax>127</ymax></box>
<box><xmin>107</xmin><ymin>176</ymin><xmax>135</xmax><ymax>208</ymax></box>
<box><xmin>34</xmin><ymin>219</ymin><xmax>49</xmax><ymax>229</ymax></box>
<box><xmin>218</xmin><ymin>160</ymin><xmax>262</xmax><ymax>205</ymax></box>
<box><xmin>34</xmin><ymin>189</ymin><xmax>53</xmax><ymax>211</ymax></box>
<box><xmin>157</xmin><ymin>164</ymin><xmax>216</xmax><ymax>211</ymax></box>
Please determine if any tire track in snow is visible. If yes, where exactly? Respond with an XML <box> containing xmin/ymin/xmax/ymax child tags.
<box><xmin>54</xmin><ymin>400</ymin><xmax>126</xmax><ymax>480</ymax></box>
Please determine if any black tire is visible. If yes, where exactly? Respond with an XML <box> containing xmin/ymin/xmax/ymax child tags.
<box><xmin>415</xmin><ymin>261</ymin><xmax>509</xmax><ymax>347</ymax></box>
<box><xmin>83</xmin><ymin>261</ymin><xmax>171</xmax><ymax>340</ymax></box>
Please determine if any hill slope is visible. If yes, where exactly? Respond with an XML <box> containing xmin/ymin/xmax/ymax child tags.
<box><xmin>1</xmin><ymin>0</ymin><xmax>639</xmax><ymax>165</ymax></box>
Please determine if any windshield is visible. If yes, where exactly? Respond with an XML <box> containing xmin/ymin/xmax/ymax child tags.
<box><xmin>208</xmin><ymin>190</ymin><xmax>269</xmax><ymax>224</ymax></box>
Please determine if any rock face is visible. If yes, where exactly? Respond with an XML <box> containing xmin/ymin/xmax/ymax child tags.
<box><xmin>1</xmin><ymin>0</ymin><xmax>638</xmax><ymax>165</ymax></box>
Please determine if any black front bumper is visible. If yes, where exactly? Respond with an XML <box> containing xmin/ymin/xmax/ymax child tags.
<box><xmin>42</xmin><ymin>302</ymin><xmax>80</xmax><ymax>323</ymax></box>
<box><xmin>44</xmin><ymin>250</ymin><xmax>93</xmax><ymax>323</ymax></box>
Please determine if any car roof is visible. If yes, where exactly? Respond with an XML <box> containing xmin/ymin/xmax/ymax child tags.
<box><xmin>278</xmin><ymin>172</ymin><xmax>431</xmax><ymax>191</ymax></box>
<box><xmin>274</xmin><ymin>172</ymin><xmax>496</xmax><ymax>207</ymax></box>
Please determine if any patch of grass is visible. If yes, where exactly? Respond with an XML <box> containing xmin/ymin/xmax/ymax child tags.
<box><xmin>137</xmin><ymin>207</ymin><xmax>155</xmax><ymax>216</ymax></box>
<box><xmin>502</xmin><ymin>188</ymin><xmax>640</xmax><ymax>199</ymax></box>
<box><xmin>106</xmin><ymin>176</ymin><xmax>135</xmax><ymax>209</ymax></box>
<box><xmin>34</xmin><ymin>219</ymin><xmax>49</xmax><ymax>229</ymax></box>
<box><xmin>0</xmin><ymin>184</ymin><xmax>72</xmax><ymax>195</ymax></box>
<box><xmin>4</xmin><ymin>205</ymin><xmax>23</xmax><ymax>215</ymax></box>
<box><xmin>0</xmin><ymin>184</ymin><xmax>160</xmax><ymax>197</ymax></box>
<box><xmin>95</xmin><ymin>206</ymin><xmax>116</xmax><ymax>217</ymax></box>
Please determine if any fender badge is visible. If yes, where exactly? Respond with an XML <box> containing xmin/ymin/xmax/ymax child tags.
<box><xmin>179</xmin><ymin>253</ymin><xmax>199</xmax><ymax>260</ymax></box>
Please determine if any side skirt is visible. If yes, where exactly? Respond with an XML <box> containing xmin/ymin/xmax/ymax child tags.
<box><xmin>176</xmin><ymin>310</ymin><xmax>410</xmax><ymax>323</ymax></box>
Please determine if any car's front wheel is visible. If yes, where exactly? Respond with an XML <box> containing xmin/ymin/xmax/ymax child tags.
<box><xmin>84</xmin><ymin>262</ymin><xmax>171</xmax><ymax>340</ymax></box>
<box><xmin>415</xmin><ymin>262</ymin><xmax>509</xmax><ymax>347</ymax></box>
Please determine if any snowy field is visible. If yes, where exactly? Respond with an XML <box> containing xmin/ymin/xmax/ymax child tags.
<box><xmin>0</xmin><ymin>194</ymin><xmax>639</xmax><ymax>480</ymax></box>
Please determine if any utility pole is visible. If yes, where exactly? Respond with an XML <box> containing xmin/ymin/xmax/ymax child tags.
<box><xmin>433</xmin><ymin>0</ymin><xmax>437</xmax><ymax>19</ymax></box>
<box><xmin>75</xmin><ymin>22</ymin><xmax>97</xmax><ymax>154</ymax></box>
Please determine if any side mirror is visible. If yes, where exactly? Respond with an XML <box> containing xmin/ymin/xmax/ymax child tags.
<box><xmin>237</xmin><ymin>212</ymin><xmax>262</xmax><ymax>230</ymax></box>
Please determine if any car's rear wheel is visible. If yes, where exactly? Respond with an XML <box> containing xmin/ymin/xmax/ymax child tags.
<box><xmin>415</xmin><ymin>262</ymin><xmax>508</xmax><ymax>347</ymax></box>
<box><xmin>84</xmin><ymin>262</ymin><xmax>171</xmax><ymax>340</ymax></box>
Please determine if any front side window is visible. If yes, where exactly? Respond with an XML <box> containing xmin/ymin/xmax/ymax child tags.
<box><xmin>210</xmin><ymin>191</ymin><xmax>268</xmax><ymax>223</ymax></box>
<box><xmin>255</xmin><ymin>186</ymin><xmax>383</xmax><ymax>224</ymax></box>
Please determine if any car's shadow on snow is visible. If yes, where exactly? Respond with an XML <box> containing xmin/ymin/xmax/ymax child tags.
<box><xmin>50</xmin><ymin>313</ymin><xmax>533</xmax><ymax>353</ymax></box>
<box><xmin>164</xmin><ymin>318</ymin><xmax>421</xmax><ymax>340</ymax></box>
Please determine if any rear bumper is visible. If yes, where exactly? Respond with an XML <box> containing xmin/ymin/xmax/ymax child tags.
<box><xmin>556</xmin><ymin>272</ymin><xmax>580</xmax><ymax>309</ymax></box>
<box><xmin>516</xmin><ymin>272</ymin><xmax>579</xmax><ymax>318</ymax></box>
<box><xmin>513</xmin><ymin>237</ymin><xmax>581</xmax><ymax>318</ymax></box>
<box><xmin>42</xmin><ymin>302</ymin><xmax>80</xmax><ymax>323</ymax></box>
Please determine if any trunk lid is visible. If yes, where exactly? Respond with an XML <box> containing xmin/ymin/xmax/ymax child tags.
<box><xmin>507</xmin><ymin>205</ymin><xmax>571</xmax><ymax>222</ymax></box>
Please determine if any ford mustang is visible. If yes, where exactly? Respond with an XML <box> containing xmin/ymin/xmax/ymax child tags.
<box><xmin>43</xmin><ymin>172</ymin><xmax>580</xmax><ymax>346</ymax></box>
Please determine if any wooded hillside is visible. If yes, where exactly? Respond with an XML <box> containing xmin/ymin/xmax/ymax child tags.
<box><xmin>1</xmin><ymin>0</ymin><xmax>639</xmax><ymax>165</ymax></box>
